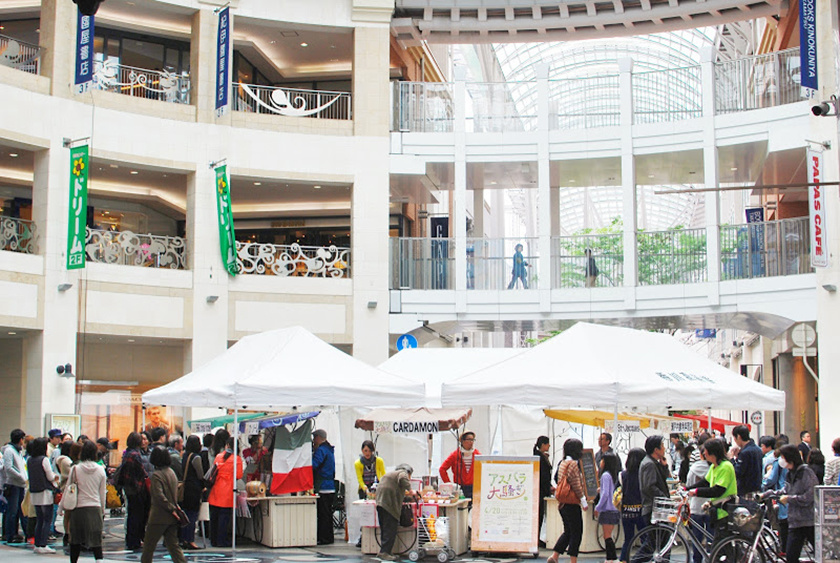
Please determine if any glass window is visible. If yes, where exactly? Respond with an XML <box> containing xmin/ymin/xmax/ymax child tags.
<box><xmin>0</xmin><ymin>18</ymin><xmax>40</xmax><ymax>45</ymax></box>
<box><xmin>122</xmin><ymin>38</ymin><xmax>165</xmax><ymax>70</ymax></box>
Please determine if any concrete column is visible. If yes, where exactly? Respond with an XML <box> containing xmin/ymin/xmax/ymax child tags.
<box><xmin>701</xmin><ymin>47</ymin><xmax>721</xmax><ymax>305</ymax></box>
<box><xmin>185</xmin><ymin>166</ymin><xmax>229</xmax><ymax>374</ymax></box>
<box><xmin>473</xmin><ymin>188</ymin><xmax>485</xmax><ymax>237</ymax></box>
<box><xmin>352</xmin><ymin>26</ymin><xmax>391</xmax><ymax>137</ymax></box>
<box><xmin>191</xmin><ymin>9</ymin><xmax>220</xmax><ymax>124</ymax></box>
<box><xmin>0</xmin><ymin>340</ymin><xmax>24</xmax><ymax>432</ymax></box>
<box><xmin>25</xmin><ymin>143</ymin><xmax>78</xmax><ymax>433</ymax></box>
<box><xmin>454</xmin><ymin>66</ymin><xmax>467</xmax><ymax>310</ymax></box>
<box><xmin>536</xmin><ymin>63</ymin><xmax>552</xmax><ymax>305</ymax></box>
<box><xmin>619</xmin><ymin>58</ymin><xmax>637</xmax><ymax>305</ymax></box>
<box><xmin>39</xmin><ymin>0</ymin><xmax>76</xmax><ymax>98</ymax></box>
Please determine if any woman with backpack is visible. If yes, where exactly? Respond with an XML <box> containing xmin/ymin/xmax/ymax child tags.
<box><xmin>547</xmin><ymin>439</ymin><xmax>588</xmax><ymax>563</ymax></box>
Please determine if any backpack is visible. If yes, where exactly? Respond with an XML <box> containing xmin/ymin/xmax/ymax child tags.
<box><xmin>612</xmin><ymin>473</ymin><xmax>623</xmax><ymax>511</ymax></box>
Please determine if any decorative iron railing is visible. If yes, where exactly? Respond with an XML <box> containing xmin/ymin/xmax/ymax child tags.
<box><xmin>390</xmin><ymin>237</ymin><xmax>455</xmax><ymax>289</ymax></box>
<box><xmin>637</xmin><ymin>228</ymin><xmax>707</xmax><ymax>285</ymax></box>
<box><xmin>233</xmin><ymin>83</ymin><xmax>351</xmax><ymax>120</ymax></box>
<box><xmin>236</xmin><ymin>242</ymin><xmax>350</xmax><ymax>277</ymax></box>
<box><xmin>0</xmin><ymin>34</ymin><xmax>41</xmax><ymax>74</ymax></box>
<box><xmin>720</xmin><ymin>217</ymin><xmax>811</xmax><ymax>280</ymax></box>
<box><xmin>0</xmin><ymin>216</ymin><xmax>37</xmax><ymax>254</ymax></box>
<box><xmin>85</xmin><ymin>228</ymin><xmax>186</xmax><ymax>269</ymax></box>
<box><xmin>93</xmin><ymin>60</ymin><xmax>191</xmax><ymax>103</ymax></box>
<box><xmin>551</xmin><ymin>234</ymin><xmax>623</xmax><ymax>288</ymax></box>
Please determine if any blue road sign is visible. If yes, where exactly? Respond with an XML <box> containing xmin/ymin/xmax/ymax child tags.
<box><xmin>397</xmin><ymin>334</ymin><xmax>418</xmax><ymax>351</ymax></box>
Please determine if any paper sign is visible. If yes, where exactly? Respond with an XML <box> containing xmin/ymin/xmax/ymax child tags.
<box><xmin>192</xmin><ymin>422</ymin><xmax>211</xmax><ymax>434</ymax></box>
<box><xmin>605</xmin><ymin>420</ymin><xmax>641</xmax><ymax>433</ymax></box>
<box><xmin>244</xmin><ymin>421</ymin><xmax>259</xmax><ymax>435</ymax></box>
<box><xmin>670</xmin><ymin>421</ymin><xmax>694</xmax><ymax>433</ymax></box>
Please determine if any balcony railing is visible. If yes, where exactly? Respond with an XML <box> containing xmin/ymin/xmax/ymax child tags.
<box><xmin>721</xmin><ymin>217</ymin><xmax>812</xmax><ymax>280</ymax></box>
<box><xmin>234</xmin><ymin>84</ymin><xmax>351</xmax><ymax>120</ymax></box>
<box><xmin>715</xmin><ymin>48</ymin><xmax>801</xmax><ymax>114</ymax></box>
<box><xmin>551</xmin><ymin>75</ymin><xmax>621</xmax><ymax>129</ymax></box>
<box><xmin>633</xmin><ymin>66</ymin><xmax>702</xmax><ymax>124</ymax></box>
<box><xmin>637</xmin><ymin>228</ymin><xmax>707</xmax><ymax>285</ymax></box>
<box><xmin>85</xmin><ymin>228</ymin><xmax>186</xmax><ymax>269</ymax></box>
<box><xmin>236</xmin><ymin>242</ymin><xmax>350</xmax><ymax>277</ymax></box>
<box><xmin>392</xmin><ymin>81</ymin><xmax>454</xmax><ymax>132</ymax></box>
<box><xmin>0</xmin><ymin>34</ymin><xmax>41</xmax><ymax>74</ymax></box>
<box><xmin>551</xmin><ymin>234</ymin><xmax>623</xmax><ymax>288</ymax></box>
<box><xmin>466</xmin><ymin>82</ymin><xmax>537</xmax><ymax>132</ymax></box>
<box><xmin>0</xmin><ymin>216</ymin><xmax>38</xmax><ymax>254</ymax></box>
<box><xmin>390</xmin><ymin>237</ymin><xmax>455</xmax><ymax>289</ymax></box>
<box><xmin>93</xmin><ymin>60</ymin><xmax>190</xmax><ymax>104</ymax></box>
<box><xmin>469</xmin><ymin>238</ymin><xmax>539</xmax><ymax>290</ymax></box>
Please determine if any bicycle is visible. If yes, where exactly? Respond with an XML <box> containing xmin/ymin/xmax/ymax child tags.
<box><xmin>628</xmin><ymin>493</ymin><xmax>716</xmax><ymax>563</ymax></box>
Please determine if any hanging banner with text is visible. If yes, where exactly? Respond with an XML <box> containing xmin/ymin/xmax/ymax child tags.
<box><xmin>215</xmin><ymin>7</ymin><xmax>231</xmax><ymax>117</ymax></box>
<box><xmin>66</xmin><ymin>145</ymin><xmax>89</xmax><ymax>270</ymax></box>
<box><xmin>799</xmin><ymin>0</ymin><xmax>818</xmax><ymax>91</ymax></box>
<box><xmin>74</xmin><ymin>11</ymin><xmax>95</xmax><ymax>94</ymax></box>
<box><xmin>214</xmin><ymin>165</ymin><xmax>238</xmax><ymax>275</ymax></box>
<box><xmin>807</xmin><ymin>149</ymin><xmax>828</xmax><ymax>268</ymax></box>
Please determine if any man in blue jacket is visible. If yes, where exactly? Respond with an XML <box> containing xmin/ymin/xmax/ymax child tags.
<box><xmin>730</xmin><ymin>425</ymin><xmax>763</xmax><ymax>495</ymax></box>
<box><xmin>312</xmin><ymin>429</ymin><xmax>336</xmax><ymax>545</ymax></box>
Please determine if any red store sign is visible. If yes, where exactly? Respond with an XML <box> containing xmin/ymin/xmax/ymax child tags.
<box><xmin>808</xmin><ymin>149</ymin><xmax>828</xmax><ymax>268</ymax></box>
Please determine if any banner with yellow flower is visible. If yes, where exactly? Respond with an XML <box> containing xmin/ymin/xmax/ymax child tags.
<box><xmin>66</xmin><ymin>145</ymin><xmax>89</xmax><ymax>269</ymax></box>
<box><xmin>214</xmin><ymin>165</ymin><xmax>237</xmax><ymax>276</ymax></box>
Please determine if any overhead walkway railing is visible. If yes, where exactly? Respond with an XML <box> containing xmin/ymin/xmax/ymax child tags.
<box><xmin>389</xmin><ymin>218</ymin><xmax>812</xmax><ymax>290</ymax></box>
<box><xmin>391</xmin><ymin>48</ymin><xmax>802</xmax><ymax>132</ymax></box>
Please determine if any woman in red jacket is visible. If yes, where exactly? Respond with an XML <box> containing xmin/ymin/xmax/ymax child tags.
<box><xmin>439</xmin><ymin>432</ymin><xmax>480</xmax><ymax>499</ymax></box>
<box><xmin>207</xmin><ymin>437</ymin><xmax>244</xmax><ymax>548</ymax></box>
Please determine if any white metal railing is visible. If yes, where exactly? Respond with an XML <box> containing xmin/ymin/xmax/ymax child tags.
<box><xmin>551</xmin><ymin>75</ymin><xmax>621</xmax><ymax>129</ymax></box>
<box><xmin>551</xmin><ymin>234</ymin><xmax>623</xmax><ymax>288</ymax></box>
<box><xmin>93</xmin><ymin>60</ymin><xmax>190</xmax><ymax>104</ymax></box>
<box><xmin>715</xmin><ymin>48</ymin><xmax>802</xmax><ymax>113</ymax></box>
<box><xmin>466</xmin><ymin>82</ymin><xmax>537</xmax><ymax>132</ymax></box>
<box><xmin>236</xmin><ymin>241</ymin><xmax>350</xmax><ymax>277</ymax></box>
<box><xmin>390</xmin><ymin>237</ymin><xmax>455</xmax><ymax>289</ymax></box>
<box><xmin>0</xmin><ymin>216</ymin><xmax>38</xmax><ymax>254</ymax></box>
<box><xmin>85</xmin><ymin>228</ymin><xmax>186</xmax><ymax>269</ymax></box>
<box><xmin>637</xmin><ymin>228</ymin><xmax>707</xmax><ymax>285</ymax></box>
<box><xmin>393</xmin><ymin>81</ymin><xmax>455</xmax><ymax>132</ymax></box>
<box><xmin>469</xmin><ymin>237</ymin><xmax>539</xmax><ymax>290</ymax></box>
<box><xmin>633</xmin><ymin>66</ymin><xmax>702</xmax><ymax>124</ymax></box>
<box><xmin>0</xmin><ymin>33</ymin><xmax>41</xmax><ymax>74</ymax></box>
<box><xmin>234</xmin><ymin>83</ymin><xmax>351</xmax><ymax>120</ymax></box>
<box><xmin>720</xmin><ymin>217</ymin><xmax>811</xmax><ymax>280</ymax></box>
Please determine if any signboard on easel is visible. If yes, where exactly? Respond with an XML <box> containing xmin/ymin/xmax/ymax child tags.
<box><xmin>470</xmin><ymin>455</ymin><xmax>539</xmax><ymax>555</ymax></box>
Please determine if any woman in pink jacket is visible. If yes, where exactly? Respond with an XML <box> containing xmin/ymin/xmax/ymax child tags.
<box><xmin>439</xmin><ymin>432</ymin><xmax>480</xmax><ymax>499</ymax></box>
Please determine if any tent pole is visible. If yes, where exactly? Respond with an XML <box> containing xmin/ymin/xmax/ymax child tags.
<box><xmin>232</xmin><ymin>406</ymin><xmax>239</xmax><ymax>558</ymax></box>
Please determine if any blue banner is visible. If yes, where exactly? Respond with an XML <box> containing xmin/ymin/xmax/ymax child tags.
<box><xmin>799</xmin><ymin>0</ymin><xmax>818</xmax><ymax>90</ymax></box>
<box><xmin>215</xmin><ymin>7</ymin><xmax>230</xmax><ymax>116</ymax></box>
<box><xmin>74</xmin><ymin>11</ymin><xmax>94</xmax><ymax>94</ymax></box>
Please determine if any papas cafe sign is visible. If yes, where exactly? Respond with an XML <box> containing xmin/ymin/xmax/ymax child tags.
<box><xmin>808</xmin><ymin>149</ymin><xmax>828</xmax><ymax>268</ymax></box>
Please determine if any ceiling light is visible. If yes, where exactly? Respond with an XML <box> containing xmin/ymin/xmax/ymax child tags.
<box><xmin>648</xmin><ymin>174</ymin><xmax>655</xmax><ymax>178</ymax></box>
<box><xmin>8</xmin><ymin>331</ymin><xmax>16</xmax><ymax>335</ymax></box>
<box><xmin>300</xmin><ymin>42</ymin><xmax>308</xmax><ymax>47</ymax></box>
<box><xmin>490</xmin><ymin>181</ymin><xmax>497</xmax><ymax>185</ymax></box>
<box><xmin>730</xmin><ymin>167</ymin><xmax>738</xmax><ymax>171</ymax></box>
<box><xmin>313</xmin><ymin>185</ymin><xmax>321</xmax><ymax>189</ymax></box>
<box><xmin>9</xmin><ymin>152</ymin><xmax>18</xmax><ymax>157</ymax></box>
<box><xmin>109</xmin><ymin>164</ymin><xmax>119</xmax><ymax>169</ymax></box>
<box><xmin>253</xmin><ymin>182</ymin><xmax>262</xmax><ymax>186</ymax></box>
<box><xmin>127</xmin><ymin>339</ymin><xmax>135</xmax><ymax>343</ymax></box>
<box><xmin>130</xmin><ymin>170</ymin><xmax>139</xmax><ymax>175</ymax></box>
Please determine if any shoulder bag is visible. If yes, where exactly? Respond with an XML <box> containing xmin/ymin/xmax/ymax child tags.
<box><xmin>60</xmin><ymin>467</ymin><xmax>78</xmax><ymax>511</ymax></box>
<box><xmin>554</xmin><ymin>460</ymin><xmax>580</xmax><ymax>507</ymax></box>
<box><xmin>612</xmin><ymin>472</ymin><xmax>623</xmax><ymax>511</ymax></box>
<box><xmin>177</xmin><ymin>454</ymin><xmax>193</xmax><ymax>503</ymax></box>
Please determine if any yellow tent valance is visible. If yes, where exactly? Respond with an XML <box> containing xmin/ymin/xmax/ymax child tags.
<box><xmin>544</xmin><ymin>409</ymin><xmax>653</xmax><ymax>429</ymax></box>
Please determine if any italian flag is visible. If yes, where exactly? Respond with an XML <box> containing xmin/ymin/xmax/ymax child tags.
<box><xmin>271</xmin><ymin>418</ymin><xmax>314</xmax><ymax>495</ymax></box>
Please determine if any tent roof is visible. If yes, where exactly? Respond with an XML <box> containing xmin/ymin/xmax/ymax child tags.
<box><xmin>380</xmin><ymin>348</ymin><xmax>522</xmax><ymax>407</ymax></box>
<box><xmin>354</xmin><ymin>407</ymin><xmax>472</xmax><ymax>432</ymax></box>
<box><xmin>441</xmin><ymin>322</ymin><xmax>785</xmax><ymax>411</ymax></box>
<box><xmin>544</xmin><ymin>409</ymin><xmax>654</xmax><ymax>429</ymax></box>
<box><xmin>142</xmin><ymin>326</ymin><xmax>426</xmax><ymax>409</ymax></box>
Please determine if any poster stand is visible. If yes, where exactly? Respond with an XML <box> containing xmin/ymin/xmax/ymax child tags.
<box><xmin>816</xmin><ymin>485</ymin><xmax>840</xmax><ymax>563</ymax></box>
<box><xmin>469</xmin><ymin>455</ymin><xmax>540</xmax><ymax>556</ymax></box>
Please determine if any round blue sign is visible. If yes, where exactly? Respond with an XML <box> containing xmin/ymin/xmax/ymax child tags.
<box><xmin>396</xmin><ymin>334</ymin><xmax>418</xmax><ymax>351</ymax></box>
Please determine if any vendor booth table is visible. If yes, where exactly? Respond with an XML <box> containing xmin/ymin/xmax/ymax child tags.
<box><xmin>240</xmin><ymin>496</ymin><xmax>318</xmax><ymax>548</ymax></box>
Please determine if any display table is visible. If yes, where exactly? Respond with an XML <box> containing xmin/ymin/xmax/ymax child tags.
<box><xmin>240</xmin><ymin>495</ymin><xmax>317</xmax><ymax>548</ymax></box>
<box><xmin>545</xmin><ymin>497</ymin><xmax>610</xmax><ymax>554</ymax></box>
<box><xmin>353</xmin><ymin>499</ymin><xmax>471</xmax><ymax>556</ymax></box>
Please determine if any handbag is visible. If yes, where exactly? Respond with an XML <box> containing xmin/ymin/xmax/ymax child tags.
<box><xmin>175</xmin><ymin>506</ymin><xmax>190</xmax><ymax>528</ymax></box>
<box><xmin>554</xmin><ymin>461</ymin><xmax>580</xmax><ymax>507</ymax></box>
<box><xmin>177</xmin><ymin>454</ymin><xmax>193</xmax><ymax>503</ymax></box>
<box><xmin>59</xmin><ymin>467</ymin><xmax>78</xmax><ymax>511</ymax></box>
<box><xmin>399</xmin><ymin>503</ymin><xmax>415</xmax><ymax>527</ymax></box>
<box><xmin>204</xmin><ymin>452</ymin><xmax>231</xmax><ymax>494</ymax></box>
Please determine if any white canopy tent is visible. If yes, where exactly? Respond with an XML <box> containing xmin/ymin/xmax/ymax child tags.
<box><xmin>441</xmin><ymin>322</ymin><xmax>786</xmax><ymax>412</ymax></box>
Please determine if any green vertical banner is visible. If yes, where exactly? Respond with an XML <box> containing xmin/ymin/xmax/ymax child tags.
<box><xmin>66</xmin><ymin>145</ymin><xmax>89</xmax><ymax>269</ymax></box>
<box><xmin>214</xmin><ymin>165</ymin><xmax>237</xmax><ymax>275</ymax></box>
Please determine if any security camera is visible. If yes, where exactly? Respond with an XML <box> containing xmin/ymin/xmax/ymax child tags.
<box><xmin>56</xmin><ymin>363</ymin><xmax>74</xmax><ymax>377</ymax></box>
<box><xmin>72</xmin><ymin>0</ymin><xmax>105</xmax><ymax>16</ymax></box>
<box><xmin>812</xmin><ymin>95</ymin><xmax>839</xmax><ymax>117</ymax></box>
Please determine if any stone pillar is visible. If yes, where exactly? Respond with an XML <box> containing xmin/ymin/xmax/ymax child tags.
<box><xmin>350</xmin><ymin>24</ymin><xmax>391</xmax><ymax>364</ymax></box>
<box><xmin>701</xmin><ymin>47</ymin><xmax>721</xmax><ymax>305</ymax></box>
<box><xmin>536</xmin><ymin>63</ymin><xmax>552</xmax><ymax>306</ymax></box>
<box><xmin>453</xmin><ymin>66</ymin><xmax>467</xmax><ymax>311</ymax></box>
<box><xmin>619</xmin><ymin>58</ymin><xmax>637</xmax><ymax>304</ymax></box>
<box><xmin>191</xmin><ymin>9</ymin><xmax>220</xmax><ymax>124</ymax></box>
<box><xmin>473</xmin><ymin>187</ymin><xmax>485</xmax><ymax>237</ymax></box>
<box><xmin>25</xmin><ymin>143</ymin><xmax>78</xmax><ymax>433</ymax></box>
<box><xmin>39</xmin><ymin>0</ymin><xmax>76</xmax><ymax>98</ymax></box>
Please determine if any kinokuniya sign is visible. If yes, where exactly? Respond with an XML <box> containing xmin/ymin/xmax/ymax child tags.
<box><xmin>374</xmin><ymin>420</ymin><xmax>440</xmax><ymax>434</ymax></box>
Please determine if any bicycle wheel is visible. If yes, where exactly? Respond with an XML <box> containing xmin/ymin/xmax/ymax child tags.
<box><xmin>628</xmin><ymin>524</ymin><xmax>692</xmax><ymax>563</ymax></box>
<box><xmin>709</xmin><ymin>536</ymin><xmax>767</xmax><ymax>563</ymax></box>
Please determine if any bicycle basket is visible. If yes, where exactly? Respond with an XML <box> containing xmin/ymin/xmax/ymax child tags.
<box><xmin>729</xmin><ymin>505</ymin><xmax>762</xmax><ymax>534</ymax></box>
<box><xmin>651</xmin><ymin>497</ymin><xmax>679</xmax><ymax>524</ymax></box>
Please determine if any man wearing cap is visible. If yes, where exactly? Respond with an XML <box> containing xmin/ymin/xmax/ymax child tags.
<box><xmin>47</xmin><ymin>430</ymin><xmax>62</xmax><ymax>463</ymax></box>
<box><xmin>376</xmin><ymin>464</ymin><xmax>418</xmax><ymax>561</ymax></box>
<box><xmin>439</xmin><ymin>431</ymin><xmax>481</xmax><ymax>499</ymax></box>
<box><xmin>312</xmin><ymin>429</ymin><xmax>336</xmax><ymax>545</ymax></box>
